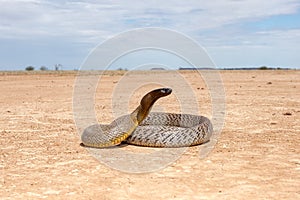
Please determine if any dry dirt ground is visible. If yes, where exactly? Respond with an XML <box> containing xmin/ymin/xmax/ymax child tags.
<box><xmin>0</xmin><ymin>70</ymin><xmax>299</xmax><ymax>199</ymax></box>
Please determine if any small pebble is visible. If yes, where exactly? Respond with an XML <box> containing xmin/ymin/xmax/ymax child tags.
<box><xmin>283</xmin><ymin>112</ymin><xmax>292</xmax><ymax>116</ymax></box>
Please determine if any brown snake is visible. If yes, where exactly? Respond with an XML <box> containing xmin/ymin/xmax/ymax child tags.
<box><xmin>81</xmin><ymin>88</ymin><xmax>213</xmax><ymax>148</ymax></box>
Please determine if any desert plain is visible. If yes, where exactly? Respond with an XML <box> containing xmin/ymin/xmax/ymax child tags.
<box><xmin>0</xmin><ymin>70</ymin><xmax>299</xmax><ymax>199</ymax></box>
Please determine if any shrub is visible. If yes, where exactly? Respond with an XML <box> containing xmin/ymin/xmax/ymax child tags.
<box><xmin>40</xmin><ymin>66</ymin><xmax>48</xmax><ymax>71</ymax></box>
<box><xmin>25</xmin><ymin>66</ymin><xmax>35</xmax><ymax>71</ymax></box>
<box><xmin>259</xmin><ymin>66</ymin><xmax>268</xmax><ymax>70</ymax></box>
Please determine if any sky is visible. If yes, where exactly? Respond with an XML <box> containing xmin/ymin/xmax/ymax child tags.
<box><xmin>0</xmin><ymin>0</ymin><xmax>300</xmax><ymax>70</ymax></box>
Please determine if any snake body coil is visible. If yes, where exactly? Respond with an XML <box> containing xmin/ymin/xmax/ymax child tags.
<box><xmin>81</xmin><ymin>88</ymin><xmax>213</xmax><ymax>148</ymax></box>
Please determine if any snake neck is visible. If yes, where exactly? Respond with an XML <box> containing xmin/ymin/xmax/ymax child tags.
<box><xmin>131</xmin><ymin>88</ymin><xmax>172</xmax><ymax>124</ymax></box>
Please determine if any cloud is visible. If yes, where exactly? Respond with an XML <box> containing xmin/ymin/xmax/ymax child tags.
<box><xmin>1</xmin><ymin>0</ymin><xmax>299</xmax><ymax>41</ymax></box>
<box><xmin>0</xmin><ymin>0</ymin><xmax>299</xmax><ymax>69</ymax></box>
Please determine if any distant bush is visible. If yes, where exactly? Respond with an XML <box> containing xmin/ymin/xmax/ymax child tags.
<box><xmin>40</xmin><ymin>66</ymin><xmax>48</xmax><ymax>71</ymax></box>
<box><xmin>117</xmin><ymin>67</ymin><xmax>128</xmax><ymax>71</ymax></box>
<box><xmin>25</xmin><ymin>66</ymin><xmax>35</xmax><ymax>71</ymax></box>
<box><xmin>54</xmin><ymin>64</ymin><xmax>62</xmax><ymax>71</ymax></box>
<box><xmin>259</xmin><ymin>66</ymin><xmax>269</xmax><ymax>70</ymax></box>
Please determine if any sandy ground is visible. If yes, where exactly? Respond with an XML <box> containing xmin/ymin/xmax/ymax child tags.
<box><xmin>0</xmin><ymin>70</ymin><xmax>299</xmax><ymax>199</ymax></box>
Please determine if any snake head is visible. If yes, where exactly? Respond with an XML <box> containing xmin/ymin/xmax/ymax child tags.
<box><xmin>136</xmin><ymin>88</ymin><xmax>172</xmax><ymax>123</ymax></box>
<box><xmin>158</xmin><ymin>88</ymin><xmax>172</xmax><ymax>95</ymax></box>
<box><xmin>144</xmin><ymin>88</ymin><xmax>172</xmax><ymax>101</ymax></box>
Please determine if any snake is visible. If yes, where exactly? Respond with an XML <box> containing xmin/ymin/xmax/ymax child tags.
<box><xmin>81</xmin><ymin>88</ymin><xmax>213</xmax><ymax>148</ymax></box>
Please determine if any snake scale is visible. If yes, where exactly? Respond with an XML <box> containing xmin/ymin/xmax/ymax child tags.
<box><xmin>81</xmin><ymin>88</ymin><xmax>213</xmax><ymax>148</ymax></box>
